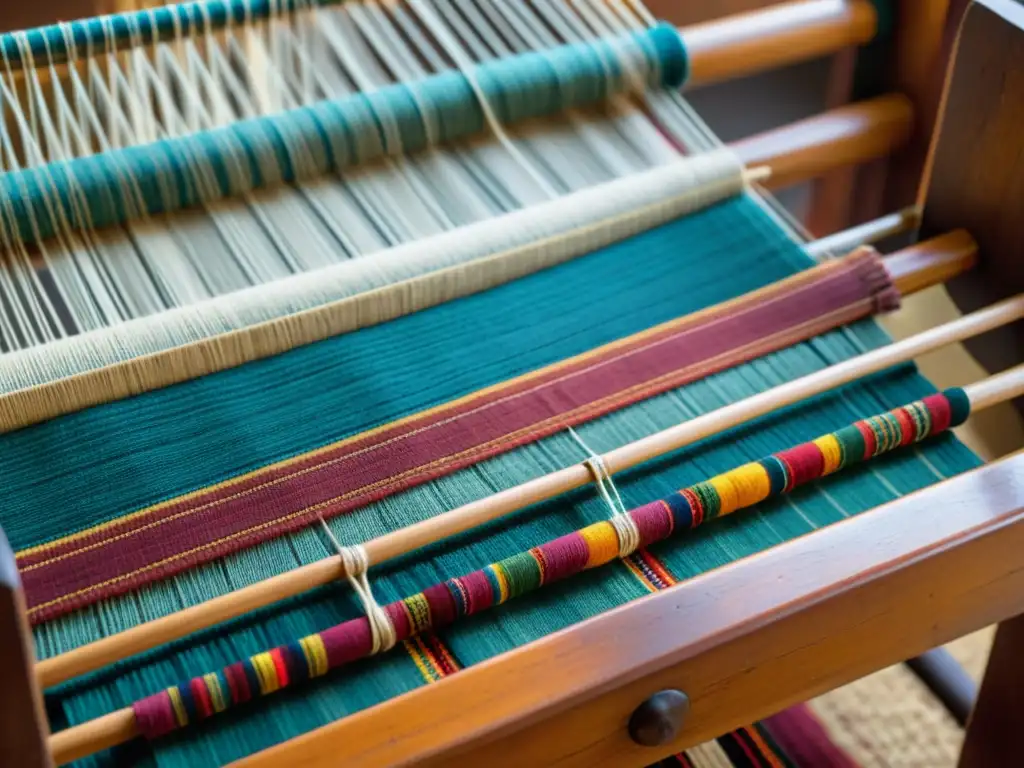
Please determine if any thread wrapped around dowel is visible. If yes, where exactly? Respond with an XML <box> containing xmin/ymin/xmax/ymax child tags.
<box><xmin>130</xmin><ymin>387</ymin><xmax>970</xmax><ymax>740</ymax></box>
<box><xmin>0</xmin><ymin>23</ymin><xmax>687</xmax><ymax>245</ymax></box>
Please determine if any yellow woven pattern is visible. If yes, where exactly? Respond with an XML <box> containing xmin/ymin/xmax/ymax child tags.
<box><xmin>300</xmin><ymin>634</ymin><xmax>329</xmax><ymax>678</ymax></box>
<box><xmin>203</xmin><ymin>673</ymin><xmax>227</xmax><ymax>713</ymax></box>
<box><xmin>815</xmin><ymin>435</ymin><xmax>843</xmax><ymax>475</ymax></box>
<box><xmin>708</xmin><ymin>463</ymin><xmax>771</xmax><ymax>517</ymax></box>
<box><xmin>167</xmin><ymin>686</ymin><xmax>189</xmax><ymax>728</ymax></box>
<box><xmin>579</xmin><ymin>521</ymin><xmax>619</xmax><ymax>568</ymax></box>
<box><xmin>251</xmin><ymin>652</ymin><xmax>280</xmax><ymax>695</ymax></box>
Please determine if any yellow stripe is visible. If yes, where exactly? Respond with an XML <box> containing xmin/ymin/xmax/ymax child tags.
<box><xmin>708</xmin><ymin>463</ymin><xmax>770</xmax><ymax>517</ymax></box>
<box><xmin>488</xmin><ymin>565</ymin><xmax>510</xmax><ymax>605</ymax></box>
<box><xmin>251</xmin><ymin>653</ymin><xmax>280</xmax><ymax>695</ymax></box>
<box><xmin>167</xmin><ymin>686</ymin><xmax>189</xmax><ymax>728</ymax></box>
<box><xmin>16</xmin><ymin>263</ymin><xmax>843</xmax><ymax>560</ymax></box>
<box><xmin>404</xmin><ymin>593</ymin><xmax>433</xmax><ymax>633</ymax></box>
<box><xmin>814</xmin><ymin>434</ymin><xmax>843</xmax><ymax>475</ymax></box>
<box><xmin>405</xmin><ymin>638</ymin><xmax>440</xmax><ymax>684</ymax></box>
<box><xmin>300</xmin><ymin>634</ymin><xmax>329</xmax><ymax>678</ymax></box>
<box><xmin>203</xmin><ymin>673</ymin><xmax>227</xmax><ymax>713</ymax></box>
<box><xmin>579</xmin><ymin>521</ymin><xmax>619</xmax><ymax>568</ymax></box>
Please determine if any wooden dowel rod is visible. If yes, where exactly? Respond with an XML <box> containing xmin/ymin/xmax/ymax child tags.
<box><xmin>963</xmin><ymin>365</ymin><xmax>1024</xmax><ymax>411</ymax></box>
<box><xmin>47</xmin><ymin>356</ymin><xmax>1024</xmax><ymax>766</ymax></box>
<box><xmin>733</xmin><ymin>94</ymin><xmax>915</xmax><ymax>190</ymax></box>
<box><xmin>9</xmin><ymin>0</ymin><xmax>876</xmax><ymax>82</ymax></box>
<box><xmin>29</xmin><ymin>239</ymin><xmax>990</xmax><ymax>691</ymax></box>
<box><xmin>883</xmin><ymin>230</ymin><xmax>978</xmax><ymax>296</ymax></box>
<box><xmin>805</xmin><ymin>206</ymin><xmax>921</xmax><ymax>257</ymax></box>
<box><xmin>49</xmin><ymin>710</ymin><xmax>138</xmax><ymax>767</ymax></box>
<box><xmin>683</xmin><ymin>0</ymin><xmax>879</xmax><ymax>88</ymax></box>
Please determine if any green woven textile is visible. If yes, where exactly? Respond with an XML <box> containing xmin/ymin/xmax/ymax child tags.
<box><xmin>25</xmin><ymin>193</ymin><xmax>979</xmax><ymax>767</ymax></box>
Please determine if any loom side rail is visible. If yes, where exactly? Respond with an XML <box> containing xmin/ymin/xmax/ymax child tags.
<box><xmin>0</xmin><ymin>527</ymin><xmax>51</xmax><ymax>768</ymax></box>
<box><xmin>230</xmin><ymin>450</ymin><xmax>1024</xmax><ymax>768</ymax></box>
<box><xmin>924</xmin><ymin>0</ymin><xmax>1024</xmax><ymax>385</ymax></box>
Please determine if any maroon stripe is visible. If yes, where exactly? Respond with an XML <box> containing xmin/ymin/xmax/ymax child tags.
<box><xmin>762</xmin><ymin>704</ymin><xmax>860</xmax><ymax>767</ymax></box>
<box><xmin>20</xmin><ymin>253</ymin><xmax>895</xmax><ymax>623</ymax></box>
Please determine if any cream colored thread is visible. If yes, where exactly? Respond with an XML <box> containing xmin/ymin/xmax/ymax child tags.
<box><xmin>407</xmin><ymin>0</ymin><xmax>558</xmax><ymax>199</ymax></box>
<box><xmin>568</xmin><ymin>426</ymin><xmax>640</xmax><ymax>557</ymax></box>
<box><xmin>317</xmin><ymin>515</ymin><xmax>397</xmax><ymax>655</ymax></box>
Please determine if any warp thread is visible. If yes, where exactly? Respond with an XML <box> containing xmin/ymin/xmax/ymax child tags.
<box><xmin>0</xmin><ymin>22</ymin><xmax>688</xmax><ymax>243</ymax></box>
<box><xmin>131</xmin><ymin>387</ymin><xmax>970</xmax><ymax>739</ymax></box>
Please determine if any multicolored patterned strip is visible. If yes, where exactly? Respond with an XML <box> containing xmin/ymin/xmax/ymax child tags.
<box><xmin>19</xmin><ymin>249</ymin><xmax>898</xmax><ymax>624</ymax></box>
<box><xmin>131</xmin><ymin>388</ymin><xmax>968</xmax><ymax>739</ymax></box>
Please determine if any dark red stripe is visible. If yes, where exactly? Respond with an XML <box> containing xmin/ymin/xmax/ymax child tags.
<box><xmin>190</xmin><ymin>678</ymin><xmax>213</xmax><ymax>720</ymax></box>
<box><xmin>895</xmin><ymin>407</ymin><xmax>917</xmax><ymax>447</ymax></box>
<box><xmin>20</xmin><ymin>254</ymin><xmax>893</xmax><ymax>624</ymax></box>
<box><xmin>269</xmin><ymin>648</ymin><xmax>289</xmax><ymax>689</ymax></box>
<box><xmin>855</xmin><ymin>421</ymin><xmax>877</xmax><ymax>460</ymax></box>
<box><xmin>775</xmin><ymin>443</ymin><xmax>826</xmax><ymax>491</ymax></box>
<box><xmin>762</xmin><ymin>704</ymin><xmax>860</xmax><ymax>767</ymax></box>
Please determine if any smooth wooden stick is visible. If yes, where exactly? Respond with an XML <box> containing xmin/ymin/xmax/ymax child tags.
<box><xmin>734</xmin><ymin>94</ymin><xmax>915</xmax><ymax>190</ymax></box>
<box><xmin>10</xmin><ymin>0</ymin><xmax>876</xmax><ymax>76</ymax></box>
<box><xmin>880</xmin><ymin>230</ymin><xmax>978</xmax><ymax>296</ymax></box>
<box><xmin>805</xmin><ymin>206</ymin><xmax>921</xmax><ymax>257</ymax></box>
<box><xmin>30</xmin><ymin>235</ymin><xmax>981</xmax><ymax>692</ymax></box>
<box><xmin>46</xmin><ymin>357</ymin><xmax>1024</xmax><ymax>766</ymax></box>
<box><xmin>682</xmin><ymin>0</ymin><xmax>879</xmax><ymax>88</ymax></box>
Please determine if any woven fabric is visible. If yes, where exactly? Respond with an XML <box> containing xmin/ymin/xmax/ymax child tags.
<box><xmin>5</xmin><ymin>197</ymin><xmax>811</xmax><ymax>567</ymax></box>
<box><xmin>32</xmin><ymin>194</ymin><xmax>981</xmax><ymax>768</ymax></box>
<box><xmin>18</xmin><ymin>248</ymin><xmax>896</xmax><ymax>623</ymax></box>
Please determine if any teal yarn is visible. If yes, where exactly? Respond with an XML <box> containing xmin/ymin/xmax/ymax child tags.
<box><xmin>0</xmin><ymin>1</ymin><xmax>344</xmax><ymax>66</ymax></box>
<box><xmin>0</xmin><ymin>23</ymin><xmax>687</xmax><ymax>245</ymax></box>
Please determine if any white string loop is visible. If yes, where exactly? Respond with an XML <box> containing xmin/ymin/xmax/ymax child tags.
<box><xmin>317</xmin><ymin>515</ymin><xmax>397</xmax><ymax>655</ymax></box>
<box><xmin>568</xmin><ymin>426</ymin><xmax>640</xmax><ymax>558</ymax></box>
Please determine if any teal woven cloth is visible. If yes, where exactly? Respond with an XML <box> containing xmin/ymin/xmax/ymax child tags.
<box><xmin>22</xmin><ymin>193</ymin><xmax>980</xmax><ymax>767</ymax></box>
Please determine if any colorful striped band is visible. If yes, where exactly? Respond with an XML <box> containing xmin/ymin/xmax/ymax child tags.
<box><xmin>132</xmin><ymin>387</ymin><xmax>968</xmax><ymax>739</ymax></box>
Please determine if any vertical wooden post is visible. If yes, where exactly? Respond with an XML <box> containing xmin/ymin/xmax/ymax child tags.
<box><xmin>881</xmin><ymin>0</ymin><xmax>966</xmax><ymax>210</ymax></box>
<box><xmin>0</xmin><ymin>526</ymin><xmax>52</xmax><ymax>768</ymax></box>
<box><xmin>958</xmin><ymin>613</ymin><xmax>1024</xmax><ymax>767</ymax></box>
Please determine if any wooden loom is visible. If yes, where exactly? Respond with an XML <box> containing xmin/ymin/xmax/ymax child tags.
<box><xmin>2</xmin><ymin>0</ymin><xmax>1024</xmax><ymax>766</ymax></box>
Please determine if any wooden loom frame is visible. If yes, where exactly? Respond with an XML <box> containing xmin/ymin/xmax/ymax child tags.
<box><xmin>0</xmin><ymin>0</ymin><xmax>1020</xmax><ymax>766</ymax></box>
<box><xmin>238</xmin><ymin>7</ymin><xmax>1024</xmax><ymax>764</ymax></box>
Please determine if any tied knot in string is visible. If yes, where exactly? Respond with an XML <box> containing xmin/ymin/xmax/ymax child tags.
<box><xmin>317</xmin><ymin>515</ymin><xmax>397</xmax><ymax>656</ymax></box>
<box><xmin>568</xmin><ymin>427</ymin><xmax>640</xmax><ymax>558</ymax></box>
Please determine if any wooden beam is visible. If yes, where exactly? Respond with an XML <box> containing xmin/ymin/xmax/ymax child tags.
<box><xmin>958</xmin><ymin>612</ymin><xmax>1024</xmax><ymax>766</ymax></box>
<box><xmin>682</xmin><ymin>0</ymin><xmax>878</xmax><ymax>88</ymax></box>
<box><xmin>925</xmin><ymin>0</ymin><xmax>1024</xmax><ymax>384</ymax></box>
<box><xmin>733</xmin><ymin>93</ymin><xmax>914</xmax><ymax>189</ymax></box>
<box><xmin>234</xmin><ymin>452</ymin><xmax>1024</xmax><ymax>767</ymax></box>
<box><xmin>0</xmin><ymin>527</ymin><xmax>52</xmax><ymax>768</ymax></box>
